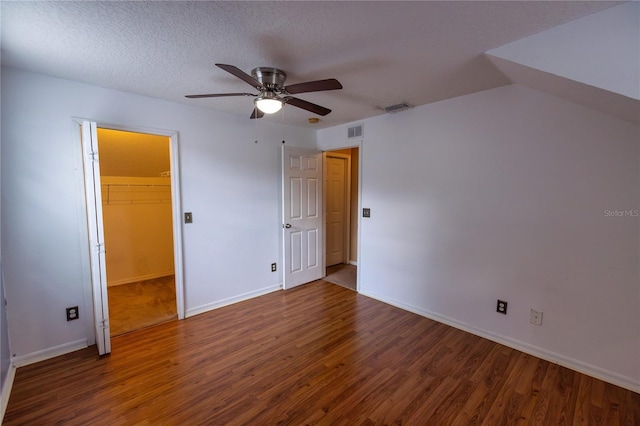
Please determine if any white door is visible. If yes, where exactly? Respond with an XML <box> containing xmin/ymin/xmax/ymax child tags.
<box><xmin>81</xmin><ymin>121</ymin><xmax>111</xmax><ymax>355</ymax></box>
<box><xmin>325</xmin><ymin>155</ymin><xmax>349</xmax><ymax>267</ymax></box>
<box><xmin>282</xmin><ymin>146</ymin><xmax>324</xmax><ymax>289</ymax></box>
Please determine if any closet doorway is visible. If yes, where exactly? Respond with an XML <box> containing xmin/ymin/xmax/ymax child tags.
<box><xmin>324</xmin><ymin>148</ymin><xmax>359</xmax><ymax>291</ymax></box>
<box><xmin>97</xmin><ymin>128</ymin><xmax>178</xmax><ymax>336</ymax></box>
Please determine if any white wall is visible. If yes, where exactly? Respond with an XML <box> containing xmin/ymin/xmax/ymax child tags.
<box><xmin>0</xmin><ymin>121</ymin><xmax>9</xmax><ymax>417</ymax></box>
<box><xmin>1</xmin><ymin>68</ymin><xmax>316</xmax><ymax>359</ymax></box>
<box><xmin>318</xmin><ymin>84</ymin><xmax>640</xmax><ymax>391</ymax></box>
<box><xmin>0</xmin><ymin>266</ymin><xmax>10</xmax><ymax>400</ymax></box>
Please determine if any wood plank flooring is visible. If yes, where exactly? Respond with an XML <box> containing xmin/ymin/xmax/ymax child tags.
<box><xmin>4</xmin><ymin>281</ymin><xmax>639</xmax><ymax>425</ymax></box>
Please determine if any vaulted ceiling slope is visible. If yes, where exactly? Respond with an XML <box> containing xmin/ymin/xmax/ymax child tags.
<box><xmin>1</xmin><ymin>1</ymin><xmax>631</xmax><ymax>128</ymax></box>
<box><xmin>487</xmin><ymin>2</ymin><xmax>640</xmax><ymax>124</ymax></box>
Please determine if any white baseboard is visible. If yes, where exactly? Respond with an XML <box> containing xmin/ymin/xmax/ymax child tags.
<box><xmin>349</xmin><ymin>260</ymin><xmax>358</xmax><ymax>266</ymax></box>
<box><xmin>360</xmin><ymin>290</ymin><xmax>640</xmax><ymax>394</ymax></box>
<box><xmin>0</xmin><ymin>362</ymin><xmax>16</xmax><ymax>424</ymax></box>
<box><xmin>186</xmin><ymin>285</ymin><xmax>281</xmax><ymax>318</ymax></box>
<box><xmin>108</xmin><ymin>271</ymin><xmax>175</xmax><ymax>287</ymax></box>
<box><xmin>11</xmin><ymin>339</ymin><xmax>88</xmax><ymax>368</ymax></box>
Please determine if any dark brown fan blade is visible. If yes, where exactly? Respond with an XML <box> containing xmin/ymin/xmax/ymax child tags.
<box><xmin>284</xmin><ymin>97</ymin><xmax>331</xmax><ymax>116</ymax></box>
<box><xmin>284</xmin><ymin>78</ymin><xmax>342</xmax><ymax>95</ymax></box>
<box><xmin>250</xmin><ymin>107</ymin><xmax>264</xmax><ymax>119</ymax></box>
<box><xmin>216</xmin><ymin>63</ymin><xmax>264</xmax><ymax>89</ymax></box>
<box><xmin>185</xmin><ymin>93</ymin><xmax>256</xmax><ymax>99</ymax></box>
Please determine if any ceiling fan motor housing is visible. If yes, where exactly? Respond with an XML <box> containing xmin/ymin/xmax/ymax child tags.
<box><xmin>252</xmin><ymin>67</ymin><xmax>287</xmax><ymax>89</ymax></box>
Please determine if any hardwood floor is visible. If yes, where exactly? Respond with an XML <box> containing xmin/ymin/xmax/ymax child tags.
<box><xmin>107</xmin><ymin>275</ymin><xmax>177</xmax><ymax>336</ymax></box>
<box><xmin>4</xmin><ymin>281</ymin><xmax>639</xmax><ymax>425</ymax></box>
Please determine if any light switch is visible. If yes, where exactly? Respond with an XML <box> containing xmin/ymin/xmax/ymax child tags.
<box><xmin>184</xmin><ymin>212</ymin><xmax>193</xmax><ymax>223</ymax></box>
<box><xmin>363</xmin><ymin>208</ymin><xmax>371</xmax><ymax>218</ymax></box>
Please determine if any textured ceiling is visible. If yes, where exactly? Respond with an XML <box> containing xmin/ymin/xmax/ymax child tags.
<box><xmin>1</xmin><ymin>1</ymin><xmax>620</xmax><ymax>128</ymax></box>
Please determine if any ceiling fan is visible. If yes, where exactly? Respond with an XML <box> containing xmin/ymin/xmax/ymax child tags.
<box><xmin>186</xmin><ymin>64</ymin><xmax>343</xmax><ymax>119</ymax></box>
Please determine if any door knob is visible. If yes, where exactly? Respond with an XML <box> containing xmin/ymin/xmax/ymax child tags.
<box><xmin>284</xmin><ymin>223</ymin><xmax>292</xmax><ymax>228</ymax></box>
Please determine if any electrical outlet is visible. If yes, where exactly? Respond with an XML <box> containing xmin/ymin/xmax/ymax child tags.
<box><xmin>271</xmin><ymin>263</ymin><xmax>277</xmax><ymax>272</ymax></box>
<box><xmin>66</xmin><ymin>306</ymin><xmax>79</xmax><ymax>321</ymax></box>
<box><xmin>530</xmin><ymin>309</ymin><xmax>543</xmax><ymax>326</ymax></box>
<box><xmin>496</xmin><ymin>300</ymin><xmax>508</xmax><ymax>315</ymax></box>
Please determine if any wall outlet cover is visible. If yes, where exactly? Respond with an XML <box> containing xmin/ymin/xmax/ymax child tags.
<box><xmin>66</xmin><ymin>306</ymin><xmax>79</xmax><ymax>321</ymax></box>
<box><xmin>530</xmin><ymin>309</ymin><xmax>543</xmax><ymax>326</ymax></box>
<box><xmin>497</xmin><ymin>300</ymin><xmax>508</xmax><ymax>315</ymax></box>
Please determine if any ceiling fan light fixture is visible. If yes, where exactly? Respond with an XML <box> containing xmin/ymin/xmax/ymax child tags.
<box><xmin>255</xmin><ymin>94</ymin><xmax>283</xmax><ymax>114</ymax></box>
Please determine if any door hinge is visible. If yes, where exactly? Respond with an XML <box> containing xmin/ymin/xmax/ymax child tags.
<box><xmin>89</xmin><ymin>151</ymin><xmax>99</xmax><ymax>162</ymax></box>
<box><xmin>96</xmin><ymin>243</ymin><xmax>106</xmax><ymax>253</ymax></box>
<box><xmin>100</xmin><ymin>319</ymin><xmax>109</xmax><ymax>329</ymax></box>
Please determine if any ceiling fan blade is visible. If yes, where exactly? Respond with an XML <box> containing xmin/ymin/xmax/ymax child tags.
<box><xmin>250</xmin><ymin>107</ymin><xmax>264</xmax><ymax>119</ymax></box>
<box><xmin>284</xmin><ymin>78</ymin><xmax>342</xmax><ymax>95</ymax></box>
<box><xmin>216</xmin><ymin>63</ymin><xmax>264</xmax><ymax>89</ymax></box>
<box><xmin>185</xmin><ymin>92</ymin><xmax>256</xmax><ymax>99</ymax></box>
<box><xmin>285</xmin><ymin>97</ymin><xmax>331</xmax><ymax>116</ymax></box>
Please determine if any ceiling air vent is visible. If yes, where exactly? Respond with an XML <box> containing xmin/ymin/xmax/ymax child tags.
<box><xmin>348</xmin><ymin>124</ymin><xmax>363</xmax><ymax>139</ymax></box>
<box><xmin>384</xmin><ymin>102</ymin><xmax>412</xmax><ymax>113</ymax></box>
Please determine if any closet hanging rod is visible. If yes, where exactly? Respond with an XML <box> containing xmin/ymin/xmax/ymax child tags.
<box><xmin>102</xmin><ymin>183</ymin><xmax>171</xmax><ymax>188</ymax></box>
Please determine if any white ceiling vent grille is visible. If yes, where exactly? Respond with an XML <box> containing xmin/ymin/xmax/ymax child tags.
<box><xmin>347</xmin><ymin>124</ymin><xmax>363</xmax><ymax>139</ymax></box>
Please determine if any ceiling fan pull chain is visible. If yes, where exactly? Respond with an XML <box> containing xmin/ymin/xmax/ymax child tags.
<box><xmin>281</xmin><ymin>103</ymin><xmax>286</xmax><ymax>144</ymax></box>
<box><xmin>254</xmin><ymin>106</ymin><xmax>259</xmax><ymax>144</ymax></box>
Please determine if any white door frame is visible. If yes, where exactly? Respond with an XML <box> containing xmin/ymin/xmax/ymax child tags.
<box><xmin>73</xmin><ymin>118</ymin><xmax>185</xmax><ymax>351</ymax></box>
